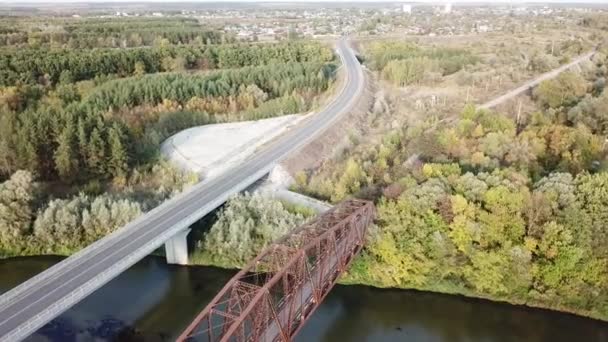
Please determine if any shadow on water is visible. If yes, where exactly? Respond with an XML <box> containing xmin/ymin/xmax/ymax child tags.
<box><xmin>0</xmin><ymin>256</ymin><xmax>236</xmax><ymax>342</ymax></box>
<box><xmin>1</xmin><ymin>257</ymin><xmax>607</xmax><ymax>342</ymax></box>
<box><xmin>297</xmin><ymin>285</ymin><xmax>608</xmax><ymax>342</ymax></box>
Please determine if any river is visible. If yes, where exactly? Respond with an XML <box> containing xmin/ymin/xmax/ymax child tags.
<box><xmin>1</xmin><ymin>256</ymin><xmax>607</xmax><ymax>342</ymax></box>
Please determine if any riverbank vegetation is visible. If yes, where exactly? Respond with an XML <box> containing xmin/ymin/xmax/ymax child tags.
<box><xmin>0</xmin><ymin>15</ymin><xmax>337</xmax><ymax>257</ymax></box>
<box><xmin>288</xmin><ymin>40</ymin><xmax>608</xmax><ymax>321</ymax></box>
<box><xmin>0</xmin><ymin>162</ymin><xmax>197</xmax><ymax>257</ymax></box>
<box><xmin>166</xmin><ymin>35</ymin><xmax>608</xmax><ymax>322</ymax></box>
<box><xmin>190</xmin><ymin>193</ymin><xmax>312</xmax><ymax>268</ymax></box>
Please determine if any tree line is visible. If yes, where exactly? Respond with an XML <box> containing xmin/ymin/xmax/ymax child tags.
<box><xmin>365</xmin><ymin>41</ymin><xmax>479</xmax><ymax>70</ymax></box>
<box><xmin>62</xmin><ymin>17</ymin><xmax>201</xmax><ymax>33</ymax></box>
<box><xmin>0</xmin><ymin>17</ymin><xmax>216</xmax><ymax>48</ymax></box>
<box><xmin>364</xmin><ymin>41</ymin><xmax>480</xmax><ymax>86</ymax></box>
<box><xmin>0</xmin><ymin>61</ymin><xmax>335</xmax><ymax>182</ymax></box>
<box><xmin>0</xmin><ymin>29</ymin><xmax>227</xmax><ymax>49</ymax></box>
<box><xmin>0</xmin><ymin>41</ymin><xmax>334</xmax><ymax>86</ymax></box>
<box><xmin>81</xmin><ymin>62</ymin><xmax>333</xmax><ymax>112</ymax></box>
<box><xmin>0</xmin><ymin>162</ymin><xmax>197</xmax><ymax>257</ymax></box>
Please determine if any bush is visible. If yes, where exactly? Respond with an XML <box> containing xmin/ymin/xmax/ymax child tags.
<box><xmin>534</xmin><ymin>72</ymin><xmax>587</xmax><ymax>109</ymax></box>
<box><xmin>194</xmin><ymin>193</ymin><xmax>310</xmax><ymax>267</ymax></box>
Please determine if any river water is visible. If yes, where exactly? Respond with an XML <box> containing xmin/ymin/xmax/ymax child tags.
<box><xmin>1</xmin><ymin>256</ymin><xmax>607</xmax><ymax>342</ymax></box>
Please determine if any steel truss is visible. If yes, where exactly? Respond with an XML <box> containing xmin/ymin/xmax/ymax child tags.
<box><xmin>177</xmin><ymin>199</ymin><xmax>375</xmax><ymax>342</ymax></box>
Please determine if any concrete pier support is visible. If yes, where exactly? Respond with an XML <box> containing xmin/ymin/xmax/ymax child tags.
<box><xmin>252</xmin><ymin>165</ymin><xmax>333</xmax><ymax>214</ymax></box>
<box><xmin>271</xmin><ymin>189</ymin><xmax>332</xmax><ymax>213</ymax></box>
<box><xmin>165</xmin><ymin>229</ymin><xmax>191</xmax><ymax>265</ymax></box>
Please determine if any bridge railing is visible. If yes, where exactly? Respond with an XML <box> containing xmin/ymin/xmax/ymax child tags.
<box><xmin>0</xmin><ymin>159</ymin><xmax>282</xmax><ymax>342</ymax></box>
<box><xmin>177</xmin><ymin>199</ymin><xmax>375</xmax><ymax>342</ymax></box>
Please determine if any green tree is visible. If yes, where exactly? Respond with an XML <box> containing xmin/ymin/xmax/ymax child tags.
<box><xmin>573</xmin><ymin>173</ymin><xmax>608</xmax><ymax>257</ymax></box>
<box><xmin>133</xmin><ymin>61</ymin><xmax>146</xmax><ymax>76</ymax></box>
<box><xmin>108</xmin><ymin>123</ymin><xmax>128</xmax><ymax>178</ymax></box>
<box><xmin>87</xmin><ymin>128</ymin><xmax>106</xmax><ymax>175</ymax></box>
<box><xmin>54</xmin><ymin>125</ymin><xmax>77</xmax><ymax>180</ymax></box>
<box><xmin>199</xmin><ymin>193</ymin><xmax>309</xmax><ymax>267</ymax></box>
<box><xmin>332</xmin><ymin>158</ymin><xmax>366</xmax><ymax>202</ymax></box>
<box><xmin>534</xmin><ymin>72</ymin><xmax>587</xmax><ymax>109</ymax></box>
<box><xmin>0</xmin><ymin>171</ymin><xmax>35</xmax><ymax>248</ymax></box>
<box><xmin>58</xmin><ymin>70</ymin><xmax>73</xmax><ymax>85</ymax></box>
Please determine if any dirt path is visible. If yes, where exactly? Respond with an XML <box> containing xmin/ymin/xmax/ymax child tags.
<box><xmin>479</xmin><ymin>50</ymin><xmax>595</xmax><ymax>109</ymax></box>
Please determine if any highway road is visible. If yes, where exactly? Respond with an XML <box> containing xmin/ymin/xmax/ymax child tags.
<box><xmin>0</xmin><ymin>38</ymin><xmax>365</xmax><ymax>342</ymax></box>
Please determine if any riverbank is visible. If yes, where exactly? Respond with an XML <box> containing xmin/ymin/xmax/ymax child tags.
<box><xmin>187</xmin><ymin>193</ymin><xmax>608</xmax><ymax>324</ymax></box>
<box><xmin>186</xmin><ymin>253</ymin><xmax>608</xmax><ymax>324</ymax></box>
<box><xmin>1</xmin><ymin>255</ymin><xmax>606</xmax><ymax>342</ymax></box>
<box><xmin>4</xmin><ymin>245</ymin><xmax>607</xmax><ymax>325</ymax></box>
<box><xmin>340</xmin><ymin>271</ymin><xmax>608</xmax><ymax>324</ymax></box>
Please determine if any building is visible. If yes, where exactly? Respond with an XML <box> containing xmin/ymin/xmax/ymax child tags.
<box><xmin>444</xmin><ymin>3</ymin><xmax>452</xmax><ymax>14</ymax></box>
<box><xmin>402</xmin><ymin>4</ymin><xmax>412</xmax><ymax>14</ymax></box>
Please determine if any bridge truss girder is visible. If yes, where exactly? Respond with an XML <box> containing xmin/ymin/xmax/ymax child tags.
<box><xmin>177</xmin><ymin>199</ymin><xmax>375</xmax><ymax>342</ymax></box>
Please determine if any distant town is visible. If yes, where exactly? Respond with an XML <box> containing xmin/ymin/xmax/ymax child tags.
<box><xmin>2</xmin><ymin>2</ymin><xmax>607</xmax><ymax>41</ymax></box>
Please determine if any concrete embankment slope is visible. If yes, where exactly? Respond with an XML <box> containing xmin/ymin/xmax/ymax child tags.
<box><xmin>161</xmin><ymin>115</ymin><xmax>306</xmax><ymax>178</ymax></box>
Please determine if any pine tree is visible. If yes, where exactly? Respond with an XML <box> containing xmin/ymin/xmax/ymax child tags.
<box><xmin>54</xmin><ymin>125</ymin><xmax>76</xmax><ymax>181</ymax></box>
<box><xmin>87</xmin><ymin>128</ymin><xmax>106</xmax><ymax>175</ymax></box>
<box><xmin>77</xmin><ymin>118</ymin><xmax>88</xmax><ymax>165</ymax></box>
<box><xmin>108</xmin><ymin>123</ymin><xmax>128</xmax><ymax>178</ymax></box>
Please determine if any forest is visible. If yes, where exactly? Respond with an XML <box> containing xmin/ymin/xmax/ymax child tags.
<box><xmin>301</xmin><ymin>43</ymin><xmax>608</xmax><ymax>321</ymax></box>
<box><xmin>364</xmin><ymin>41</ymin><xmax>480</xmax><ymax>86</ymax></box>
<box><xmin>195</xmin><ymin>40</ymin><xmax>608</xmax><ymax>321</ymax></box>
<box><xmin>0</xmin><ymin>17</ymin><xmax>337</xmax><ymax>258</ymax></box>
<box><xmin>0</xmin><ymin>41</ymin><xmax>333</xmax><ymax>86</ymax></box>
<box><xmin>0</xmin><ymin>43</ymin><xmax>335</xmax><ymax>182</ymax></box>
<box><xmin>0</xmin><ymin>17</ymin><xmax>229</xmax><ymax>48</ymax></box>
<box><xmin>2</xmin><ymin>14</ymin><xmax>607</xmax><ymax>325</ymax></box>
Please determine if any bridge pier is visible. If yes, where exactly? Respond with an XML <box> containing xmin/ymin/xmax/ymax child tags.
<box><xmin>165</xmin><ymin>229</ymin><xmax>191</xmax><ymax>265</ymax></box>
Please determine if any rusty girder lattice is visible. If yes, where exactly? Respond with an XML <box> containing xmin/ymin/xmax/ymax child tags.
<box><xmin>177</xmin><ymin>199</ymin><xmax>375</xmax><ymax>342</ymax></box>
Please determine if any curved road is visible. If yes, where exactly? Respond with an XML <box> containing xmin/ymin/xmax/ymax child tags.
<box><xmin>0</xmin><ymin>38</ymin><xmax>364</xmax><ymax>342</ymax></box>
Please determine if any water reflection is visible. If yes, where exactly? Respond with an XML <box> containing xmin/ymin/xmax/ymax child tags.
<box><xmin>0</xmin><ymin>257</ymin><xmax>606</xmax><ymax>342</ymax></box>
<box><xmin>0</xmin><ymin>256</ymin><xmax>235</xmax><ymax>341</ymax></box>
<box><xmin>297</xmin><ymin>285</ymin><xmax>608</xmax><ymax>342</ymax></box>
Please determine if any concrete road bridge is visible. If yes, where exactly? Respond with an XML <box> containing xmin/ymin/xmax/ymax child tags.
<box><xmin>0</xmin><ymin>38</ymin><xmax>365</xmax><ymax>342</ymax></box>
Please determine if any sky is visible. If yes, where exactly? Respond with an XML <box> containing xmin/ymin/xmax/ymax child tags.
<box><xmin>2</xmin><ymin>0</ymin><xmax>607</xmax><ymax>3</ymax></box>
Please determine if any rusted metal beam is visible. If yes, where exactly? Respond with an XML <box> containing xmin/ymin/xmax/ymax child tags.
<box><xmin>177</xmin><ymin>199</ymin><xmax>375</xmax><ymax>342</ymax></box>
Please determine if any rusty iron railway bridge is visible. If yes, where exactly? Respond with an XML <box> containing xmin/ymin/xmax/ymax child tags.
<box><xmin>177</xmin><ymin>199</ymin><xmax>375</xmax><ymax>342</ymax></box>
